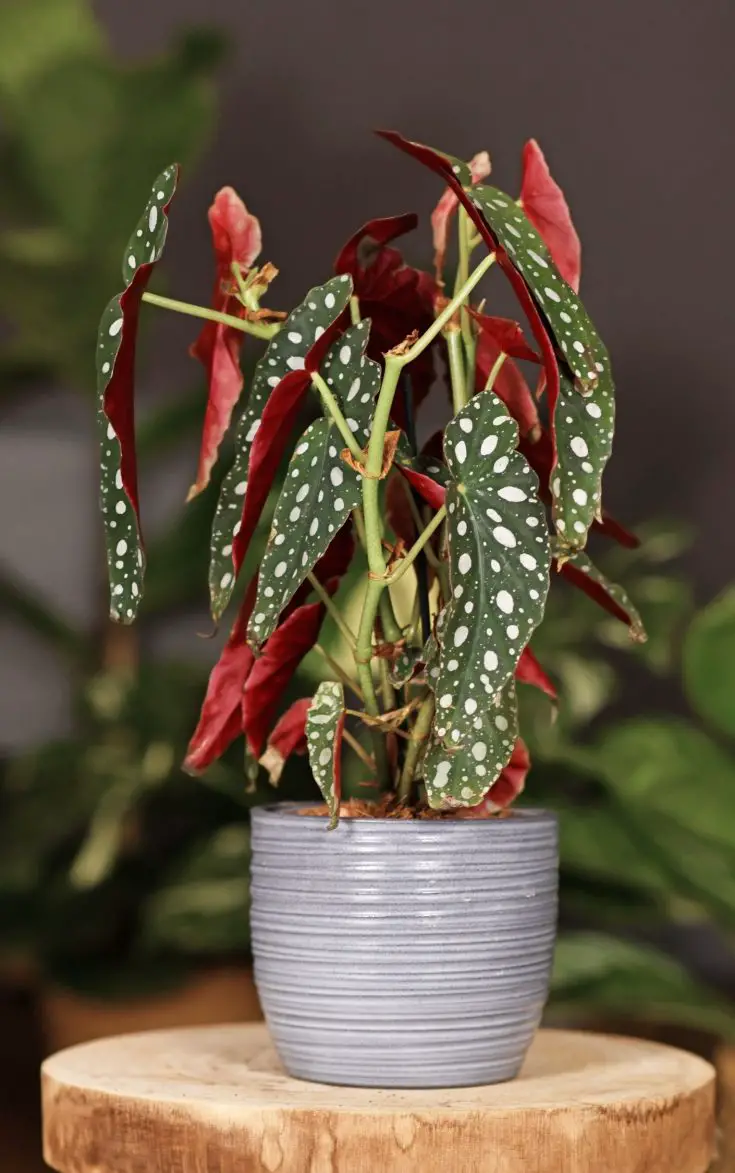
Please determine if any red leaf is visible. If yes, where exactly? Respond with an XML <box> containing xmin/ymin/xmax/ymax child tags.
<box><xmin>520</xmin><ymin>140</ymin><xmax>581</xmax><ymax>294</ymax></box>
<box><xmin>376</xmin><ymin>130</ymin><xmax>562</xmax><ymax>442</ymax></box>
<box><xmin>335</xmin><ymin>212</ymin><xmax>437</xmax><ymax>427</ymax></box>
<box><xmin>475</xmin><ymin>332</ymin><xmax>541</xmax><ymax>441</ymax></box>
<box><xmin>259</xmin><ymin>697</ymin><xmax>311</xmax><ymax>784</ymax></box>
<box><xmin>396</xmin><ymin>464</ymin><xmax>446</xmax><ymax>511</ymax></box>
<box><xmin>430</xmin><ymin>150</ymin><xmax>491</xmax><ymax>279</ymax></box>
<box><xmin>470</xmin><ymin>311</ymin><xmax>540</xmax><ymax>364</ymax></box>
<box><xmin>557</xmin><ymin>558</ymin><xmax>646</xmax><ymax>640</ymax></box>
<box><xmin>243</xmin><ymin>601</ymin><xmax>327</xmax><ymax>757</ymax></box>
<box><xmin>183</xmin><ymin>575</ymin><xmax>258</xmax><ymax>774</ymax></box>
<box><xmin>516</xmin><ymin>648</ymin><xmax>557</xmax><ymax>701</ymax></box>
<box><xmin>484</xmin><ymin>739</ymin><xmax>531</xmax><ymax>809</ymax></box>
<box><xmin>189</xmin><ymin>189</ymin><xmax>263</xmax><ymax>500</ymax></box>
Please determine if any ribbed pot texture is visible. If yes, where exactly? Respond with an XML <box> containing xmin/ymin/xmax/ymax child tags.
<box><xmin>250</xmin><ymin>803</ymin><xmax>558</xmax><ymax>1089</ymax></box>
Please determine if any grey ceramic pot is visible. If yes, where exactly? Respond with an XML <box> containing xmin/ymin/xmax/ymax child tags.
<box><xmin>250</xmin><ymin>802</ymin><xmax>558</xmax><ymax>1089</ymax></box>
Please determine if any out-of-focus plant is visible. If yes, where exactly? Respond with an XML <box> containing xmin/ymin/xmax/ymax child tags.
<box><xmin>525</xmin><ymin>527</ymin><xmax>735</xmax><ymax>1040</ymax></box>
<box><xmin>0</xmin><ymin>0</ymin><xmax>273</xmax><ymax>995</ymax></box>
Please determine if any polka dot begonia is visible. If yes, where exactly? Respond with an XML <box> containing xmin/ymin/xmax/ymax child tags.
<box><xmin>306</xmin><ymin>680</ymin><xmax>345</xmax><ymax>829</ymax></box>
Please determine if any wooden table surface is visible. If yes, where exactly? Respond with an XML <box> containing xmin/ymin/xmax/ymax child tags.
<box><xmin>42</xmin><ymin>1023</ymin><xmax>716</xmax><ymax>1173</ymax></box>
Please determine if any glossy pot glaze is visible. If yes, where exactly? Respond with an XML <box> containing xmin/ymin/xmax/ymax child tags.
<box><xmin>250</xmin><ymin>803</ymin><xmax>558</xmax><ymax>1088</ymax></box>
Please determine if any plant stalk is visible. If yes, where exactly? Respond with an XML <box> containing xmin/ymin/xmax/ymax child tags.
<box><xmin>397</xmin><ymin>691</ymin><xmax>435</xmax><ymax>803</ymax></box>
<box><xmin>307</xmin><ymin>572</ymin><xmax>356</xmax><ymax>648</ymax></box>
<box><xmin>446</xmin><ymin>327</ymin><xmax>468</xmax><ymax>412</ymax></box>
<box><xmin>141</xmin><ymin>291</ymin><xmax>280</xmax><ymax>340</ymax></box>
<box><xmin>484</xmin><ymin>350</ymin><xmax>508</xmax><ymax>392</ymax></box>
<box><xmin>310</xmin><ymin>371</ymin><xmax>365</xmax><ymax>461</ymax></box>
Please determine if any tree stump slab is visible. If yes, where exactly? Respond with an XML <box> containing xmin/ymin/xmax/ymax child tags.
<box><xmin>42</xmin><ymin>1023</ymin><xmax>716</xmax><ymax>1173</ymax></box>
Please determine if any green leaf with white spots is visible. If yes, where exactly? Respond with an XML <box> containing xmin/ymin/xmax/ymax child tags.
<box><xmin>247</xmin><ymin>321</ymin><xmax>380</xmax><ymax>646</ymax></box>
<box><xmin>468</xmin><ymin>183</ymin><xmax>615</xmax><ymax>550</ymax></box>
<box><xmin>431</xmin><ymin>391</ymin><xmax>551</xmax><ymax>747</ymax></box>
<box><xmin>551</xmin><ymin>372</ymin><xmax>614</xmax><ymax>548</ymax></box>
<box><xmin>470</xmin><ymin>184</ymin><xmax>612</xmax><ymax>397</ymax></box>
<box><xmin>306</xmin><ymin>681</ymin><xmax>345</xmax><ymax>829</ymax></box>
<box><xmin>423</xmin><ymin>680</ymin><xmax>519</xmax><ymax>809</ymax></box>
<box><xmin>209</xmin><ymin>273</ymin><xmax>353</xmax><ymax>619</ymax></box>
<box><xmin>97</xmin><ymin>164</ymin><xmax>178</xmax><ymax>623</ymax></box>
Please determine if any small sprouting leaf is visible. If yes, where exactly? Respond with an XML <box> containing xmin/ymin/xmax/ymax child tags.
<box><xmin>558</xmin><ymin>548</ymin><xmax>647</xmax><ymax>642</ymax></box>
<box><xmin>209</xmin><ymin>273</ymin><xmax>352</xmax><ymax>619</ymax></box>
<box><xmin>259</xmin><ymin>697</ymin><xmax>311</xmax><ymax>785</ymax></box>
<box><xmin>306</xmin><ymin>681</ymin><xmax>345</xmax><ymax>829</ymax></box>
<box><xmin>98</xmin><ymin>164</ymin><xmax>178</xmax><ymax>622</ymax></box>
<box><xmin>431</xmin><ymin>392</ymin><xmax>551</xmax><ymax>748</ymax></box>
<box><xmin>551</xmin><ymin>372</ymin><xmax>614</xmax><ymax>548</ymax></box>
<box><xmin>390</xmin><ymin>645</ymin><xmax>425</xmax><ymax>688</ymax></box>
<box><xmin>247</xmin><ymin>321</ymin><xmax>380</xmax><ymax>646</ymax></box>
<box><xmin>423</xmin><ymin>681</ymin><xmax>519</xmax><ymax>809</ymax></box>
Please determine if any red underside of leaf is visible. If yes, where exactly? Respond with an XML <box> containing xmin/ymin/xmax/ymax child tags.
<box><xmin>189</xmin><ymin>188</ymin><xmax>262</xmax><ymax>500</ymax></box>
<box><xmin>556</xmin><ymin>558</ymin><xmax>634</xmax><ymax>628</ymax></box>
<box><xmin>520</xmin><ymin>140</ymin><xmax>582</xmax><ymax>294</ymax></box>
<box><xmin>475</xmin><ymin>332</ymin><xmax>540</xmax><ymax>440</ymax></box>
<box><xmin>376</xmin><ymin>130</ymin><xmax>561</xmax><ymax>468</ymax></box>
<box><xmin>267</xmin><ymin>697</ymin><xmax>312</xmax><ymax>761</ymax></box>
<box><xmin>470</xmin><ymin>310</ymin><xmax>540</xmax><ymax>364</ymax></box>
<box><xmin>335</xmin><ymin>212</ymin><xmax>437</xmax><ymax>428</ymax></box>
<box><xmin>243</xmin><ymin>600</ymin><xmax>327</xmax><ymax>757</ymax></box>
<box><xmin>396</xmin><ymin>464</ymin><xmax>446</xmax><ymax>511</ymax></box>
<box><xmin>516</xmin><ymin>647</ymin><xmax>557</xmax><ymax>700</ymax></box>
<box><xmin>485</xmin><ymin>738</ymin><xmax>531</xmax><ymax>808</ymax></box>
<box><xmin>183</xmin><ymin>575</ymin><xmax>258</xmax><ymax>773</ymax></box>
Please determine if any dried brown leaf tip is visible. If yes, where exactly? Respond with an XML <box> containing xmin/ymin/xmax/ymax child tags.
<box><xmin>388</xmin><ymin>329</ymin><xmax>419</xmax><ymax>357</ymax></box>
<box><xmin>341</xmin><ymin>429</ymin><xmax>401</xmax><ymax>481</ymax></box>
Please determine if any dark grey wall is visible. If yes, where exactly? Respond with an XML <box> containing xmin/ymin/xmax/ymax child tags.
<box><xmin>1</xmin><ymin>0</ymin><xmax>733</xmax><ymax>746</ymax></box>
<box><xmin>99</xmin><ymin>0</ymin><xmax>735</xmax><ymax>593</ymax></box>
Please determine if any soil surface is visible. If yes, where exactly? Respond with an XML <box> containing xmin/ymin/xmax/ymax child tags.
<box><xmin>297</xmin><ymin>796</ymin><xmax>511</xmax><ymax>820</ymax></box>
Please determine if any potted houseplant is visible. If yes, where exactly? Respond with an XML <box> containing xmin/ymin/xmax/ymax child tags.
<box><xmin>94</xmin><ymin>130</ymin><xmax>645</xmax><ymax>1088</ymax></box>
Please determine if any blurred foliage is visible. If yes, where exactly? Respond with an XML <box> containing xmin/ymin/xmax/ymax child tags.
<box><xmin>525</xmin><ymin>521</ymin><xmax>735</xmax><ymax>1040</ymax></box>
<box><xmin>0</xmin><ymin>0</ymin><xmax>287</xmax><ymax>998</ymax></box>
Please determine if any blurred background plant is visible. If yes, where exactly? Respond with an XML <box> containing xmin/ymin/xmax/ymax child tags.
<box><xmin>0</xmin><ymin>0</ymin><xmax>278</xmax><ymax>1020</ymax></box>
<box><xmin>511</xmin><ymin>520</ymin><xmax>735</xmax><ymax>1043</ymax></box>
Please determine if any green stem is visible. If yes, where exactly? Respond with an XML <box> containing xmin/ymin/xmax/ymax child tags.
<box><xmin>379</xmin><ymin>592</ymin><xmax>403</xmax><ymax>643</ymax></box>
<box><xmin>314</xmin><ymin>643</ymin><xmax>363</xmax><ymax>701</ymax></box>
<box><xmin>343</xmin><ymin>727</ymin><xmax>376</xmax><ymax>773</ymax></box>
<box><xmin>141</xmin><ymin>291</ymin><xmax>280</xmax><ymax>340</ymax></box>
<box><xmin>455</xmin><ymin>208</ymin><xmax>476</xmax><ymax>377</ymax></box>
<box><xmin>307</xmin><ymin>572</ymin><xmax>356</xmax><ymax>647</ymax></box>
<box><xmin>484</xmin><ymin>350</ymin><xmax>508</xmax><ymax>392</ymax></box>
<box><xmin>397</xmin><ymin>250</ymin><xmax>496</xmax><ymax>369</ymax></box>
<box><xmin>385</xmin><ymin>506</ymin><xmax>447</xmax><ymax>586</ymax></box>
<box><xmin>355</xmin><ymin>578</ymin><xmax>389</xmax><ymax>780</ymax></box>
<box><xmin>397</xmin><ymin>691</ymin><xmax>435</xmax><ymax>803</ymax></box>
<box><xmin>445</xmin><ymin>328</ymin><xmax>468</xmax><ymax>412</ymax></box>
<box><xmin>310</xmin><ymin>371</ymin><xmax>364</xmax><ymax>461</ymax></box>
<box><xmin>350</xmin><ymin>295</ymin><xmax>361</xmax><ymax>325</ymax></box>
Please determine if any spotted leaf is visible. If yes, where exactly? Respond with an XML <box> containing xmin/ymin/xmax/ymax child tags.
<box><xmin>458</xmin><ymin>738</ymin><xmax>532</xmax><ymax>814</ymax></box>
<box><xmin>558</xmin><ymin>549</ymin><xmax>647</xmax><ymax>642</ymax></box>
<box><xmin>389</xmin><ymin>645</ymin><xmax>425</xmax><ymax>688</ymax></box>
<box><xmin>247</xmin><ymin>321</ymin><xmax>380</xmax><ymax>646</ymax></box>
<box><xmin>432</xmin><ymin>392</ymin><xmax>550</xmax><ymax>748</ymax></box>
<box><xmin>209</xmin><ymin>274</ymin><xmax>352</xmax><ymax>618</ymax></box>
<box><xmin>306</xmin><ymin>681</ymin><xmax>345</xmax><ymax>829</ymax></box>
<box><xmin>98</xmin><ymin>164</ymin><xmax>178</xmax><ymax>622</ymax></box>
<box><xmin>423</xmin><ymin>681</ymin><xmax>519</xmax><ymax>809</ymax></box>
<box><xmin>551</xmin><ymin>372</ymin><xmax>614</xmax><ymax>548</ymax></box>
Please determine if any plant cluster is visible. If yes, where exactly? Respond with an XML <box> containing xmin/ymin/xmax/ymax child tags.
<box><xmin>97</xmin><ymin>131</ymin><xmax>647</xmax><ymax>824</ymax></box>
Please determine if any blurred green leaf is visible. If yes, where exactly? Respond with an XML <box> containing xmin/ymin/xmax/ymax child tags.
<box><xmin>141</xmin><ymin>823</ymin><xmax>251</xmax><ymax>955</ymax></box>
<box><xmin>683</xmin><ymin>587</ymin><xmax>735</xmax><ymax>740</ymax></box>
<box><xmin>551</xmin><ymin>933</ymin><xmax>735</xmax><ymax>1039</ymax></box>
<box><xmin>0</xmin><ymin>0</ymin><xmax>102</xmax><ymax>107</ymax></box>
<box><xmin>0</xmin><ymin>564</ymin><xmax>87</xmax><ymax>660</ymax></box>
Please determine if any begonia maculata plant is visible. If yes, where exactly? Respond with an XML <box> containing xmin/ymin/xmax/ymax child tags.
<box><xmin>96</xmin><ymin>132</ymin><xmax>645</xmax><ymax>826</ymax></box>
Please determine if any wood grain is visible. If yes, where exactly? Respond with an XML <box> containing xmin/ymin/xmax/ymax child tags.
<box><xmin>42</xmin><ymin>1024</ymin><xmax>716</xmax><ymax>1173</ymax></box>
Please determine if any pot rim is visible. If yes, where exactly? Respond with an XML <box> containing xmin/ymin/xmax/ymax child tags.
<box><xmin>251</xmin><ymin>801</ymin><xmax>557</xmax><ymax>830</ymax></box>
